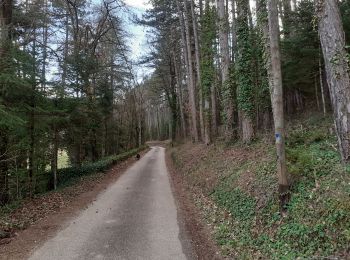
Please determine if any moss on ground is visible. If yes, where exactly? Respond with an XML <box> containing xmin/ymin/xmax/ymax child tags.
<box><xmin>171</xmin><ymin>113</ymin><xmax>350</xmax><ymax>259</ymax></box>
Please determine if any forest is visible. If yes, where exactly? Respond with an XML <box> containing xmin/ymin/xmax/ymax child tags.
<box><xmin>1</xmin><ymin>0</ymin><xmax>350</xmax><ymax>258</ymax></box>
<box><xmin>0</xmin><ymin>0</ymin><xmax>146</xmax><ymax>203</ymax></box>
<box><xmin>140</xmin><ymin>0</ymin><xmax>350</xmax><ymax>208</ymax></box>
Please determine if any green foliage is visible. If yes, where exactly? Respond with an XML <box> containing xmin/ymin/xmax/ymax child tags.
<box><xmin>281</xmin><ymin>0</ymin><xmax>319</xmax><ymax>96</ymax></box>
<box><xmin>236</xmin><ymin>0</ymin><xmax>255</xmax><ymax>118</ymax></box>
<box><xmin>200</xmin><ymin>4</ymin><xmax>217</xmax><ymax>131</ymax></box>
<box><xmin>40</xmin><ymin>146</ymin><xmax>147</xmax><ymax>192</ymax></box>
<box><xmin>214</xmin><ymin>188</ymin><xmax>256</xmax><ymax>222</ymax></box>
<box><xmin>340</xmin><ymin>0</ymin><xmax>350</xmax><ymax>45</ymax></box>
<box><xmin>172</xmin><ymin>114</ymin><xmax>350</xmax><ymax>259</ymax></box>
<box><xmin>200</xmin><ymin>4</ymin><xmax>216</xmax><ymax>102</ymax></box>
<box><xmin>255</xmin><ymin>0</ymin><xmax>271</xmax><ymax>111</ymax></box>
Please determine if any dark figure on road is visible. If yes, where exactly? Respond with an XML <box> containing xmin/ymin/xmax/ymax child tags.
<box><xmin>136</xmin><ymin>153</ymin><xmax>141</xmax><ymax>160</ymax></box>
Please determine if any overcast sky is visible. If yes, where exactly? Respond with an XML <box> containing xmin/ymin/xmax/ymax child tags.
<box><xmin>123</xmin><ymin>0</ymin><xmax>151</xmax><ymax>80</ymax></box>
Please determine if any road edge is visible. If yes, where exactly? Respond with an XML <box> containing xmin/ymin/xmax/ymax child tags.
<box><xmin>165</xmin><ymin>147</ymin><xmax>223</xmax><ymax>260</ymax></box>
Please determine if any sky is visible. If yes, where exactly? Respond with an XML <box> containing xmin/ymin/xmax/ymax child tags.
<box><xmin>123</xmin><ymin>0</ymin><xmax>152</xmax><ymax>80</ymax></box>
<box><xmin>124</xmin><ymin>0</ymin><xmax>151</xmax><ymax>9</ymax></box>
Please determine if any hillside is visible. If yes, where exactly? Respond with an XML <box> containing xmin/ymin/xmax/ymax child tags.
<box><xmin>169</xmin><ymin>113</ymin><xmax>350</xmax><ymax>259</ymax></box>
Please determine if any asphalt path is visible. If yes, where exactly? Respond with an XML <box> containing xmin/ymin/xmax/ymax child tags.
<box><xmin>29</xmin><ymin>146</ymin><xmax>194</xmax><ymax>260</ymax></box>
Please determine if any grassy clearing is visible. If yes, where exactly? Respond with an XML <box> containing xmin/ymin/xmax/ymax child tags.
<box><xmin>170</xmin><ymin>113</ymin><xmax>350</xmax><ymax>259</ymax></box>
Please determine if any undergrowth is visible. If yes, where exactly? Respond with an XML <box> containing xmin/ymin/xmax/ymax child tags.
<box><xmin>0</xmin><ymin>146</ymin><xmax>147</xmax><ymax>221</ymax></box>
<box><xmin>171</xmin><ymin>113</ymin><xmax>350</xmax><ymax>259</ymax></box>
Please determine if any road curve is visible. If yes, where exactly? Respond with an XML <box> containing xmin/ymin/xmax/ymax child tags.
<box><xmin>29</xmin><ymin>146</ymin><xmax>194</xmax><ymax>260</ymax></box>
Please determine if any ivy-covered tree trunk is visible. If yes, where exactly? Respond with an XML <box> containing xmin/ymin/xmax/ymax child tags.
<box><xmin>317</xmin><ymin>0</ymin><xmax>350</xmax><ymax>162</ymax></box>
<box><xmin>201</xmin><ymin>0</ymin><xmax>215</xmax><ymax>144</ymax></box>
<box><xmin>236</xmin><ymin>0</ymin><xmax>255</xmax><ymax>143</ymax></box>
<box><xmin>218</xmin><ymin>0</ymin><xmax>234</xmax><ymax>140</ymax></box>
<box><xmin>267</xmin><ymin>0</ymin><xmax>289</xmax><ymax>210</ymax></box>
<box><xmin>256</xmin><ymin>0</ymin><xmax>272</xmax><ymax>132</ymax></box>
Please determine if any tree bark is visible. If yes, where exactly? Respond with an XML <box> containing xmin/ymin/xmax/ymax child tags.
<box><xmin>217</xmin><ymin>0</ymin><xmax>233</xmax><ymax>140</ymax></box>
<box><xmin>41</xmin><ymin>0</ymin><xmax>48</xmax><ymax>92</ymax></box>
<box><xmin>52</xmin><ymin>126</ymin><xmax>58</xmax><ymax>190</ymax></box>
<box><xmin>176</xmin><ymin>0</ymin><xmax>199</xmax><ymax>142</ymax></box>
<box><xmin>236</xmin><ymin>0</ymin><xmax>254</xmax><ymax>143</ymax></box>
<box><xmin>267</xmin><ymin>0</ymin><xmax>289</xmax><ymax>211</ymax></box>
<box><xmin>174</xmin><ymin>53</ymin><xmax>187</xmax><ymax>138</ymax></box>
<box><xmin>190</xmin><ymin>0</ymin><xmax>204</xmax><ymax>142</ymax></box>
<box><xmin>315</xmin><ymin>75</ymin><xmax>320</xmax><ymax>110</ymax></box>
<box><xmin>231</xmin><ymin>0</ymin><xmax>237</xmax><ymax>62</ymax></box>
<box><xmin>319</xmin><ymin>56</ymin><xmax>327</xmax><ymax>116</ymax></box>
<box><xmin>317</xmin><ymin>0</ymin><xmax>350</xmax><ymax>162</ymax></box>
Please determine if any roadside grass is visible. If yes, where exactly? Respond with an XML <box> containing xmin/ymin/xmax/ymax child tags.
<box><xmin>170</xmin><ymin>113</ymin><xmax>350</xmax><ymax>259</ymax></box>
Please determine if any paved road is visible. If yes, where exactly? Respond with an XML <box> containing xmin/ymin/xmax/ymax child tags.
<box><xmin>29</xmin><ymin>147</ymin><xmax>194</xmax><ymax>260</ymax></box>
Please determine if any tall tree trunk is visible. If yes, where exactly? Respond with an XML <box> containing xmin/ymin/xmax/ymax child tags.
<box><xmin>0</xmin><ymin>0</ymin><xmax>12</xmax><ymax>205</ymax></box>
<box><xmin>174</xmin><ymin>54</ymin><xmax>187</xmax><ymax>138</ymax></box>
<box><xmin>0</xmin><ymin>133</ymin><xmax>9</xmax><ymax>205</ymax></box>
<box><xmin>183</xmin><ymin>0</ymin><xmax>199</xmax><ymax>142</ymax></box>
<box><xmin>231</xmin><ymin>0</ymin><xmax>237</xmax><ymax>62</ymax></box>
<box><xmin>61</xmin><ymin>13</ymin><xmax>69</xmax><ymax>91</ymax></box>
<box><xmin>218</xmin><ymin>0</ymin><xmax>233</xmax><ymax>140</ymax></box>
<box><xmin>28</xmin><ymin>27</ymin><xmax>37</xmax><ymax>197</ymax></box>
<box><xmin>52</xmin><ymin>126</ymin><xmax>58</xmax><ymax>190</ymax></box>
<box><xmin>268</xmin><ymin>0</ymin><xmax>289</xmax><ymax>211</ymax></box>
<box><xmin>138</xmin><ymin>111</ymin><xmax>142</xmax><ymax>147</ymax></box>
<box><xmin>211</xmin><ymin>80</ymin><xmax>218</xmax><ymax>137</ymax></box>
<box><xmin>317</xmin><ymin>0</ymin><xmax>350</xmax><ymax>162</ymax></box>
<box><xmin>319</xmin><ymin>55</ymin><xmax>327</xmax><ymax>116</ymax></box>
<box><xmin>236</xmin><ymin>0</ymin><xmax>254</xmax><ymax>143</ymax></box>
<box><xmin>176</xmin><ymin>0</ymin><xmax>198</xmax><ymax>142</ymax></box>
<box><xmin>190</xmin><ymin>0</ymin><xmax>204</xmax><ymax>142</ymax></box>
<box><xmin>257</xmin><ymin>0</ymin><xmax>272</xmax><ymax>132</ymax></box>
<box><xmin>41</xmin><ymin>0</ymin><xmax>48</xmax><ymax>92</ymax></box>
<box><xmin>315</xmin><ymin>75</ymin><xmax>320</xmax><ymax>111</ymax></box>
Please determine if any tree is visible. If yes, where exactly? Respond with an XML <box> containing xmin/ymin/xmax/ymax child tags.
<box><xmin>316</xmin><ymin>0</ymin><xmax>350</xmax><ymax>163</ymax></box>
<box><xmin>0</xmin><ymin>0</ymin><xmax>13</xmax><ymax>204</ymax></box>
<box><xmin>182</xmin><ymin>0</ymin><xmax>199</xmax><ymax>142</ymax></box>
<box><xmin>236</xmin><ymin>0</ymin><xmax>255</xmax><ymax>142</ymax></box>
<box><xmin>218</xmin><ymin>0</ymin><xmax>234</xmax><ymax>140</ymax></box>
<box><xmin>200</xmin><ymin>0</ymin><xmax>216</xmax><ymax>144</ymax></box>
<box><xmin>267</xmin><ymin>0</ymin><xmax>289</xmax><ymax>210</ymax></box>
<box><xmin>190</xmin><ymin>0</ymin><xmax>205</xmax><ymax>142</ymax></box>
